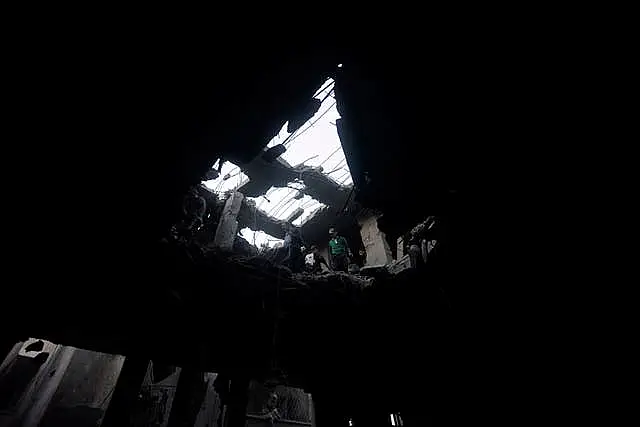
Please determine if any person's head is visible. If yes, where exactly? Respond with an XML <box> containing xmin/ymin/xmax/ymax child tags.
<box><xmin>310</xmin><ymin>245</ymin><xmax>318</xmax><ymax>254</ymax></box>
<box><xmin>266</xmin><ymin>392</ymin><xmax>278</xmax><ymax>410</ymax></box>
<box><xmin>329</xmin><ymin>227</ymin><xmax>337</xmax><ymax>238</ymax></box>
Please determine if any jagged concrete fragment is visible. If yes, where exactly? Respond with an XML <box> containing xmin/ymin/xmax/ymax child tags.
<box><xmin>358</xmin><ymin>213</ymin><xmax>393</xmax><ymax>266</ymax></box>
<box><xmin>237</xmin><ymin>199</ymin><xmax>288</xmax><ymax>240</ymax></box>
<box><xmin>212</xmin><ymin>191</ymin><xmax>244</xmax><ymax>251</ymax></box>
<box><xmin>387</xmin><ymin>254</ymin><xmax>412</xmax><ymax>275</ymax></box>
<box><xmin>239</xmin><ymin>157</ymin><xmax>351</xmax><ymax>207</ymax></box>
<box><xmin>286</xmin><ymin>207</ymin><xmax>304</xmax><ymax>223</ymax></box>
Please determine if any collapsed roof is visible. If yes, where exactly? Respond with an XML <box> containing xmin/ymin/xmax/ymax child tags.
<box><xmin>202</xmin><ymin>78</ymin><xmax>355</xmax><ymax>246</ymax></box>
<box><xmin>8</xmin><ymin>34</ymin><xmax>503</xmax><ymax>425</ymax></box>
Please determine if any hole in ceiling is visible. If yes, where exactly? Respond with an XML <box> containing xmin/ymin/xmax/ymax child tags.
<box><xmin>202</xmin><ymin>76</ymin><xmax>351</xmax><ymax>238</ymax></box>
<box><xmin>239</xmin><ymin>227</ymin><xmax>283</xmax><ymax>249</ymax></box>
<box><xmin>248</xmin><ymin>185</ymin><xmax>326</xmax><ymax>227</ymax></box>
<box><xmin>202</xmin><ymin>161</ymin><xmax>250</xmax><ymax>195</ymax></box>
<box><xmin>267</xmin><ymin>78</ymin><xmax>352</xmax><ymax>186</ymax></box>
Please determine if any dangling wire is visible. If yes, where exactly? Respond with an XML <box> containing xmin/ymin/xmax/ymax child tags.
<box><xmin>318</xmin><ymin>145</ymin><xmax>343</xmax><ymax>167</ymax></box>
<box><xmin>284</xmin><ymin>100</ymin><xmax>337</xmax><ymax>148</ymax></box>
<box><xmin>312</xmin><ymin>79</ymin><xmax>335</xmax><ymax>99</ymax></box>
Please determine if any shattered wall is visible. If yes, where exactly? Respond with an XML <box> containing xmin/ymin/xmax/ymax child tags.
<box><xmin>0</xmin><ymin>340</ymin><xmax>187</xmax><ymax>427</ymax></box>
<box><xmin>358</xmin><ymin>214</ymin><xmax>393</xmax><ymax>266</ymax></box>
<box><xmin>0</xmin><ymin>339</ymin><xmax>125</xmax><ymax>427</ymax></box>
<box><xmin>212</xmin><ymin>191</ymin><xmax>244</xmax><ymax>250</ymax></box>
<box><xmin>38</xmin><ymin>349</ymin><xmax>125</xmax><ymax>427</ymax></box>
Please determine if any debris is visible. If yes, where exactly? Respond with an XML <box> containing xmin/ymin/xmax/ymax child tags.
<box><xmin>409</xmin><ymin>216</ymin><xmax>435</xmax><ymax>240</ymax></box>
<box><xmin>212</xmin><ymin>191</ymin><xmax>244</xmax><ymax>251</ymax></box>
<box><xmin>387</xmin><ymin>254</ymin><xmax>412</xmax><ymax>275</ymax></box>
<box><xmin>359</xmin><ymin>265</ymin><xmax>390</xmax><ymax>279</ymax></box>
<box><xmin>262</xmin><ymin>144</ymin><xmax>287</xmax><ymax>163</ymax></box>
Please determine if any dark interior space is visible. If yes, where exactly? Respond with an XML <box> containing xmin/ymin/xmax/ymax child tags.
<box><xmin>0</xmin><ymin>21</ymin><xmax>569</xmax><ymax>426</ymax></box>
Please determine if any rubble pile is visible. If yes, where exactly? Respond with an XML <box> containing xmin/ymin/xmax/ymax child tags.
<box><xmin>294</xmin><ymin>271</ymin><xmax>374</xmax><ymax>289</ymax></box>
<box><xmin>160</xmin><ymin>238</ymin><xmax>374</xmax><ymax>300</ymax></box>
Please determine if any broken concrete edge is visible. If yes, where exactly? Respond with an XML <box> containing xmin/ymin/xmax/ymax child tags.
<box><xmin>212</xmin><ymin>191</ymin><xmax>244</xmax><ymax>251</ymax></box>
<box><xmin>386</xmin><ymin>254</ymin><xmax>412</xmax><ymax>275</ymax></box>
<box><xmin>234</xmin><ymin>192</ymin><xmax>333</xmax><ymax>244</ymax></box>
<box><xmin>238</xmin><ymin>198</ymin><xmax>286</xmax><ymax>236</ymax></box>
<box><xmin>202</xmin><ymin>151</ymin><xmax>356</xmax><ymax>246</ymax></box>
<box><xmin>169</xmin><ymin>242</ymin><xmax>376</xmax><ymax>292</ymax></box>
<box><xmin>208</xmin><ymin>188</ymin><xmax>421</xmax><ymax>278</ymax></box>
<box><xmin>286</xmin><ymin>207</ymin><xmax>305</xmax><ymax>223</ymax></box>
<box><xmin>234</xmin><ymin>154</ymin><xmax>352</xmax><ymax>207</ymax></box>
<box><xmin>299</xmin><ymin>204</ymin><xmax>329</xmax><ymax>227</ymax></box>
<box><xmin>409</xmin><ymin>216</ymin><xmax>436</xmax><ymax>239</ymax></box>
<box><xmin>357</xmin><ymin>213</ymin><xmax>393</xmax><ymax>267</ymax></box>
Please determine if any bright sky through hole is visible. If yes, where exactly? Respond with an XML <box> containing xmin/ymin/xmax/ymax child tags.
<box><xmin>266</xmin><ymin>79</ymin><xmax>352</xmax><ymax>186</ymax></box>
<box><xmin>202</xmin><ymin>161</ymin><xmax>250</xmax><ymax>194</ymax></box>
<box><xmin>203</xmin><ymin>77</ymin><xmax>351</xmax><ymax>249</ymax></box>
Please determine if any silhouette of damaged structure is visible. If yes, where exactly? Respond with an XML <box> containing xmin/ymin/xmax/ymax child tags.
<box><xmin>3</xmin><ymin>38</ymin><xmax>487</xmax><ymax>427</ymax></box>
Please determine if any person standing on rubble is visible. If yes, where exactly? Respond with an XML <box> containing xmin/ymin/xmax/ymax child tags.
<box><xmin>282</xmin><ymin>225</ymin><xmax>305</xmax><ymax>272</ymax></box>
<box><xmin>328</xmin><ymin>227</ymin><xmax>352</xmax><ymax>272</ymax></box>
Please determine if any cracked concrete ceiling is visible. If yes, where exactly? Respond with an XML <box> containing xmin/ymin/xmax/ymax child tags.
<box><xmin>202</xmin><ymin>78</ymin><xmax>353</xmax><ymax>247</ymax></box>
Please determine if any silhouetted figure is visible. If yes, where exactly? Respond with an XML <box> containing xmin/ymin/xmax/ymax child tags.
<box><xmin>328</xmin><ymin>227</ymin><xmax>352</xmax><ymax>272</ymax></box>
<box><xmin>257</xmin><ymin>391</ymin><xmax>280</xmax><ymax>427</ymax></box>
<box><xmin>282</xmin><ymin>226</ymin><xmax>304</xmax><ymax>272</ymax></box>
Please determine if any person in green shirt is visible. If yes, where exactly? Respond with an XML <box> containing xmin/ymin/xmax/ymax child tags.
<box><xmin>328</xmin><ymin>227</ymin><xmax>352</xmax><ymax>272</ymax></box>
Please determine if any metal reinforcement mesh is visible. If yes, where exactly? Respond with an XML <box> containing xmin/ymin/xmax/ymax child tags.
<box><xmin>246</xmin><ymin>381</ymin><xmax>313</xmax><ymax>424</ymax></box>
